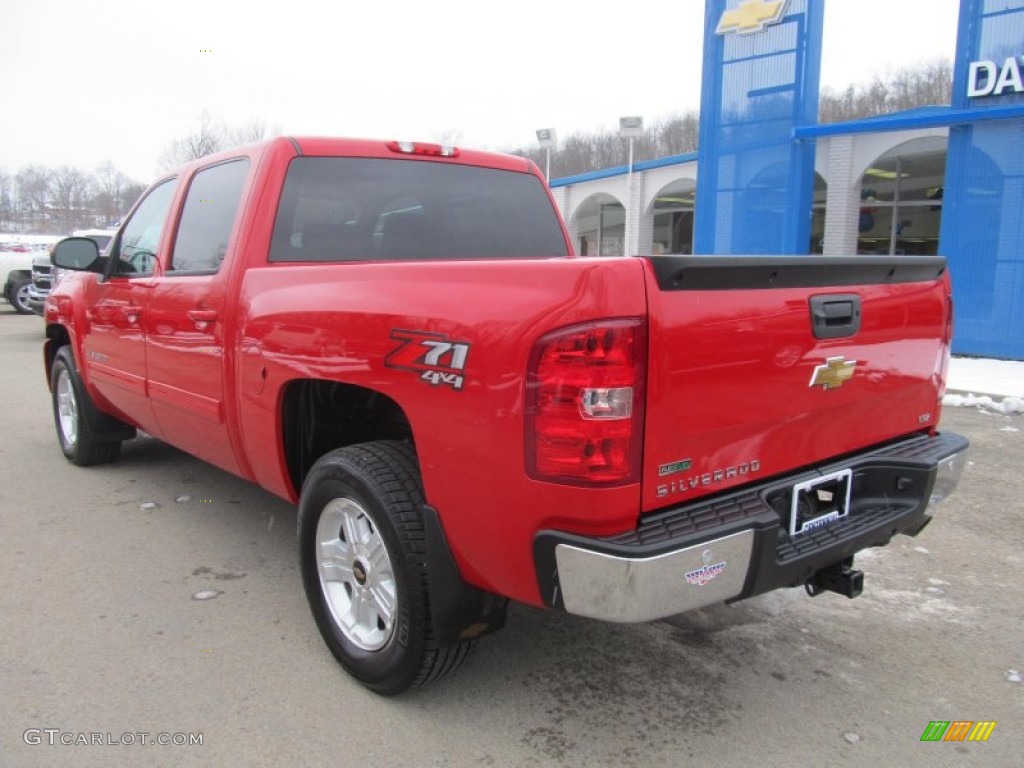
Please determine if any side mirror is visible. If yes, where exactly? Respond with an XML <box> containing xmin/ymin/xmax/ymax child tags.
<box><xmin>52</xmin><ymin>237</ymin><xmax>103</xmax><ymax>272</ymax></box>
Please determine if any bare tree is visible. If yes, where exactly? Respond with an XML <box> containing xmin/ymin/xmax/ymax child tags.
<box><xmin>223</xmin><ymin>118</ymin><xmax>277</xmax><ymax>149</ymax></box>
<box><xmin>50</xmin><ymin>166</ymin><xmax>93</xmax><ymax>232</ymax></box>
<box><xmin>158</xmin><ymin>111</ymin><xmax>224</xmax><ymax>170</ymax></box>
<box><xmin>0</xmin><ymin>172</ymin><xmax>12</xmax><ymax>230</ymax></box>
<box><xmin>652</xmin><ymin>112</ymin><xmax>701</xmax><ymax>156</ymax></box>
<box><xmin>119</xmin><ymin>181</ymin><xmax>148</xmax><ymax>218</ymax></box>
<box><xmin>15</xmin><ymin>165</ymin><xmax>53</xmax><ymax>230</ymax></box>
<box><xmin>93</xmin><ymin>161</ymin><xmax>128</xmax><ymax>226</ymax></box>
<box><xmin>820</xmin><ymin>58</ymin><xmax>952</xmax><ymax>123</ymax></box>
<box><xmin>159</xmin><ymin>113</ymin><xmax>283</xmax><ymax>169</ymax></box>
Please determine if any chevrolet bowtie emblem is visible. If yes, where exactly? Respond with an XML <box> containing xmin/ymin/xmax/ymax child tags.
<box><xmin>809</xmin><ymin>357</ymin><xmax>857</xmax><ymax>390</ymax></box>
<box><xmin>716</xmin><ymin>0</ymin><xmax>788</xmax><ymax>36</ymax></box>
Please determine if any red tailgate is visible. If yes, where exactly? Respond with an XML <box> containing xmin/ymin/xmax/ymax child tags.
<box><xmin>640</xmin><ymin>256</ymin><xmax>952</xmax><ymax>513</ymax></box>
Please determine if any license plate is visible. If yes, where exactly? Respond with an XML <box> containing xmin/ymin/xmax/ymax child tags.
<box><xmin>789</xmin><ymin>469</ymin><xmax>853</xmax><ymax>536</ymax></box>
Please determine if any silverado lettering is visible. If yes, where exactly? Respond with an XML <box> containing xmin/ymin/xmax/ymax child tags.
<box><xmin>43</xmin><ymin>136</ymin><xmax>969</xmax><ymax>695</ymax></box>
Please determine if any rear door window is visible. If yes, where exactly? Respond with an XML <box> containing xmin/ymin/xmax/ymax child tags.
<box><xmin>170</xmin><ymin>159</ymin><xmax>250</xmax><ymax>273</ymax></box>
<box><xmin>269</xmin><ymin>157</ymin><xmax>568</xmax><ymax>262</ymax></box>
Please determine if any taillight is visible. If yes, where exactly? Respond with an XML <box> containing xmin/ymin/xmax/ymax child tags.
<box><xmin>938</xmin><ymin>293</ymin><xmax>955</xmax><ymax>405</ymax></box>
<box><xmin>386</xmin><ymin>140</ymin><xmax>459</xmax><ymax>158</ymax></box>
<box><xmin>526</xmin><ymin>319</ymin><xmax>646</xmax><ymax>485</ymax></box>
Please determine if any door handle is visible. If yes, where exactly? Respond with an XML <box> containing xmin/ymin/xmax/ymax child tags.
<box><xmin>187</xmin><ymin>309</ymin><xmax>218</xmax><ymax>331</ymax></box>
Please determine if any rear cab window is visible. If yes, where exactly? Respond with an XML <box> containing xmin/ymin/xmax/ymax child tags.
<box><xmin>269</xmin><ymin>158</ymin><xmax>568</xmax><ymax>263</ymax></box>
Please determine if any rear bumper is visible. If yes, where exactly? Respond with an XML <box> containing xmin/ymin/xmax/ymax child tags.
<box><xmin>534</xmin><ymin>431</ymin><xmax>969</xmax><ymax>623</ymax></box>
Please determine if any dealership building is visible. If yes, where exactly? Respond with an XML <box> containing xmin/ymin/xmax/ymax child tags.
<box><xmin>547</xmin><ymin>0</ymin><xmax>1024</xmax><ymax>360</ymax></box>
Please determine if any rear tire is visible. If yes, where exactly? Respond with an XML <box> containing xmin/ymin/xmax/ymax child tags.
<box><xmin>298</xmin><ymin>440</ymin><xmax>472</xmax><ymax>695</ymax></box>
<box><xmin>7</xmin><ymin>277</ymin><xmax>33</xmax><ymax>315</ymax></box>
<box><xmin>50</xmin><ymin>347</ymin><xmax>122</xmax><ymax>466</ymax></box>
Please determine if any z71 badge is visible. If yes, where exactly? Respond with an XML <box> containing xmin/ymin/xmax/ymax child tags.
<box><xmin>385</xmin><ymin>329</ymin><xmax>471</xmax><ymax>391</ymax></box>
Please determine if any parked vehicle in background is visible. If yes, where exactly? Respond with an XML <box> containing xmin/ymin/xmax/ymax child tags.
<box><xmin>27</xmin><ymin>230</ymin><xmax>116</xmax><ymax>316</ymax></box>
<box><xmin>2</xmin><ymin>247</ymin><xmax>38</xmax><ymax>315</ymax></box>
<box><xmin>4</xmin><ymin>237</ymin><xmax>66</xmax><ymax>314</ymax></box>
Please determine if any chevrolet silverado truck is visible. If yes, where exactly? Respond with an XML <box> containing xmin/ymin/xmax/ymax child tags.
<box><xmin>43</xmin><ymin>137</ymin><xmax>969</xmax><ymax>695</ymax></box>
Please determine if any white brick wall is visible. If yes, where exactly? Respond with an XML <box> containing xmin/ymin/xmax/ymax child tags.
<box><xmin>822</xmin><ymin>135</ymin><xmax>861</xmax><ymax>255</ymax></box>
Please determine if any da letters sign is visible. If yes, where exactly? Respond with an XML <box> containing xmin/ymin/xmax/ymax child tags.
<box><xmin>967</xmin><ymin>56</ymin><xmax>1024</xmax><ymax>98</ymax></box>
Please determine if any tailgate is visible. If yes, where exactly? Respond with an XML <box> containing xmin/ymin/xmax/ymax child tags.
<box><xmin>641</xmin><ymin>256</ymin><xmax>952</xmax><ymax>513</ymax></box>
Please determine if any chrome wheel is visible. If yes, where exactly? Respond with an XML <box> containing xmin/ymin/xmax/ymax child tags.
<box><xmin>316</xmin><ymin>497</ymin><xmax>396</xmax><ymax>651</ymax></box>
<box><xmin>55</xmin><ymin>368</ymin><xmax>78</xmax><ymax>448</ymax></box>
<box><xmin>15</xmin><ymin>282</ymin><xmax>33</xmax><ymax>312</ymax></box>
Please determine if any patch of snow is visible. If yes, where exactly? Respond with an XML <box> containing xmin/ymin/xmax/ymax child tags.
<box><xmin>139</xmin><ymin>502</ymin><xmax>159</xmax><ymax>511</ymax></box>
<box><xmin>191</xmin><ymin>589</ymin><xmax>222</xmax><ymax>601</ymax></box>
<box><xmin>947</xmin><ymin>357</ymin><xmax>1024</xmax><ymax>400</ymax></box>
<box><xmin>942</xmin><ymin>393</ymin><xmax>1024</xmax><ymax>414</ymax></box>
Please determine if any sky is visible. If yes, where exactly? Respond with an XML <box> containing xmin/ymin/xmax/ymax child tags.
<box><xmin>0</xmin><ymin>0</ymin><xmax>961</xmax><ymax>184</ymax></box>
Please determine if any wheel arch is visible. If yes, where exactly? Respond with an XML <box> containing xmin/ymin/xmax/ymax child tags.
<box><xmin>279</xmin><ymin>378</ymin><xmax>416</xmax><ymax>498</ymax></box>
<box><xmin>44</xmin><ymin>323</ymin><xmax>73</xmax><ymax>387</ymax></box>
<box><xmin>282</xmin><ymin>385</ymin><xmax>509</xmax><ymax>650</ymax></box>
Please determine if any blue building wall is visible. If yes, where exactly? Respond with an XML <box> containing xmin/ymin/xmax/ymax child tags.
<box><xmin>941</xmin><ymin>0</ymin><xmax>1024</xmax><ymax>359</ymax></box>
<box><xmin>694</xmin><ymin>0</ymin><xmax>823</xmax><ymax>255</ymax></box>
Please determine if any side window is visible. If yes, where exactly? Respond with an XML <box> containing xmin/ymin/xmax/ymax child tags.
<box><xmin>170</xmin><ymin>159</ymin><xmax>250</xmax><ymax>273</ymax></box>
<box><xmin>114</xmin><ymin>179</ymin><xmax>178</xmax><ymax>276</ymax></box>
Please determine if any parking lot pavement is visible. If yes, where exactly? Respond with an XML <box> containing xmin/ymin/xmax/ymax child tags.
<box><xmin>2</xmin><ymin>309</ymin><xmax>1021</xmax><ymax>767</ymax></box>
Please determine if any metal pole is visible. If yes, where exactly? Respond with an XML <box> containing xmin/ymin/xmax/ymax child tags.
<box><xmin>889</xmin><ymin>157</ymin><xmax>902</xmax><ymax>256</ymax></box>
<box><xmin>626</xmin><ymin>137</ymin><xmax>634</xmax><ymax>257</ymax></box>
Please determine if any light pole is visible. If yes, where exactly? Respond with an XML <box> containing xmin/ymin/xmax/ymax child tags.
<box><xmin>535</xmin><ymin>128</ymin><xmax>557</xmax><ymax>182</ymax></box>
<box><xmin>619</xmin><ymin>116</ymin><xmax>643</xmax><ymax>256</ymax></box>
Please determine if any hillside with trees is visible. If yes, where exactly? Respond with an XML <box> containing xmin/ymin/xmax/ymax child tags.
<box><xmin>510</xmin><ymin>58</ymin><xmax>953</xmax><ymax>179</ymax></box>
<box><xmin>0</xmin><ymin>115</ymin><xmax>273</xmax><ymax>235</ymax></box>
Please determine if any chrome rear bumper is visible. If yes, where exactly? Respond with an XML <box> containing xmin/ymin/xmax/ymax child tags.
<box><xmin>555</xmin><ymin>530</ymin><xmax>754</xmax><ymax>622</ymax></box>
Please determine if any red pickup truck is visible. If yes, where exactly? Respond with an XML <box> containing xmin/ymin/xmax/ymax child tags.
<box><xmin>44</xmin><ymin>137</ymin><xmax>968</xmax><ymax>694</ymax></box>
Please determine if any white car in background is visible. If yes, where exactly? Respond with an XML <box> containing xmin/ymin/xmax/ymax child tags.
<box><xmin>2</xmin><ymin>238</ymin><xmax>57</xmax><ymax>314</ymax></box>
<box><xmin>27</xmin><ymin>229</ymin><xmax>117</xmax><ymax>315</ymax></box>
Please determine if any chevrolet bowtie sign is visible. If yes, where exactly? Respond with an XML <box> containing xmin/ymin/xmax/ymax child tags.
<box><xmin>716</xmin><ymin>0</ymin><xmax>788</xmax><ymax>36</ymax></box>
<box><xmin>810</xmin><ymin>357</ymin><xmax>857</xmax><ymax>390</ymax></box>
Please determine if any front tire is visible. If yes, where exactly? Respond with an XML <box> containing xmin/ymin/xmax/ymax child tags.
<box><xmin>50</xmin><ymin>347</ymin><xmax>122</xmax><ymax>466</ymax></box>
<box><xmin>7</xmin><ymin>277</ymin><xmax>33</xmax><ymax>315</ymax></box>
<box><xmin>298</xmin><ymin>441</ymin><xmax>472</xmax><ymax>695</ymax></box>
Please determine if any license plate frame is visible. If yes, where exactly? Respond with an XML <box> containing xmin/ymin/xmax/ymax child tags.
<box><xmin>789</xmin><ymin>469</ymin><xmax>853</xmax><ymax>537</ymax></box>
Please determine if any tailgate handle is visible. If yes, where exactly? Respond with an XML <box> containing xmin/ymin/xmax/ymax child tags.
<box><xmin>809</xmin><ymin>294</ymin><xmax>861</xmax><ymax>339</ymax></box>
